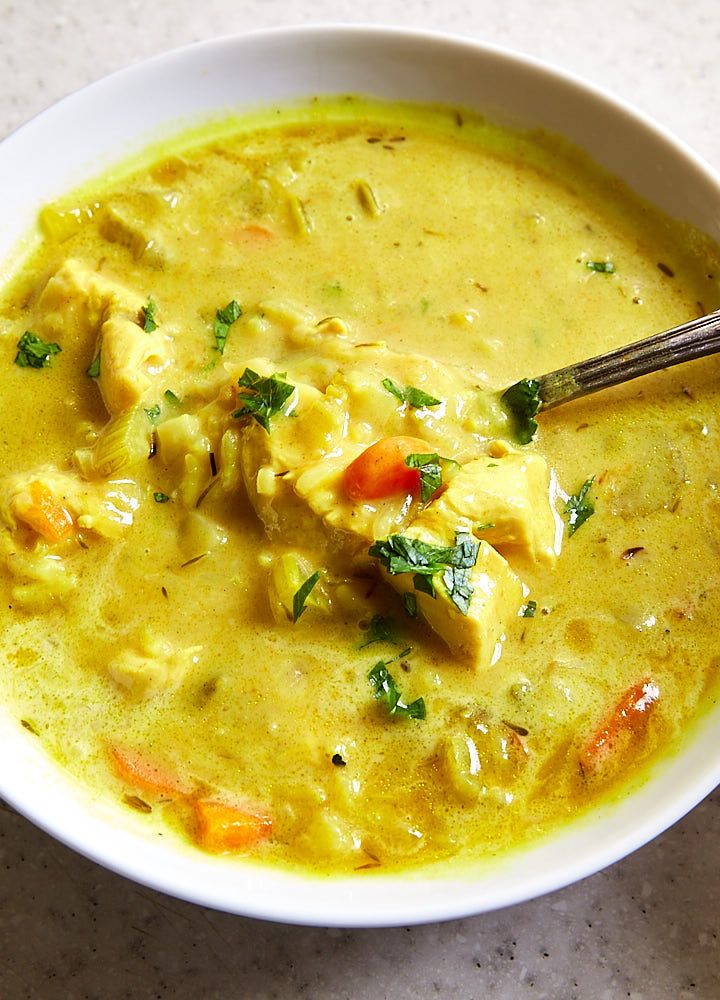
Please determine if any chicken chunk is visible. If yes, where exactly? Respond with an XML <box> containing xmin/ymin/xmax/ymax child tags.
<box><xmin>0</xmin><ymin>467</ymin><xmax>140</xmax><ymax>541</ymax></box>
<box><xmin>107</xmin><ymin>630</ymin><xmax>202</xmax><ymax>700</ymax></box>
<box><xmin>417</xmin><ymin>447</ymin><xmax>561</xmax><ymax>566</ymax></box>
<box><xmin>37</xmin><ymin>259</ymin><xmax>174</xmax><ymax>416</ymax></box>
<box><xmin>373</xmin><ymin>527</ymin><xmax>524</xmax><ymax>669</ymax></box>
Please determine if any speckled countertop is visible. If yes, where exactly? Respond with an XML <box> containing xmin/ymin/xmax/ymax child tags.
<box><xmin>1</xmin><ymin>2</ymin><xmax>720</xmax><ymax>998</ymax></box>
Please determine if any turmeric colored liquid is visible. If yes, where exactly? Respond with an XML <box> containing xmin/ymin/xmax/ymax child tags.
<box><xmin>0</xmin><ymin>98</ymin><xmax>719</xmax><ymax>873</ymax></box>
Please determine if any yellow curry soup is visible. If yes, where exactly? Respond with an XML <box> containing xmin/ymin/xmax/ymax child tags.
<box><xmin>1</xmin><ymin>97</ymin><xmax>719</xmax><ymax>873</ymax></box>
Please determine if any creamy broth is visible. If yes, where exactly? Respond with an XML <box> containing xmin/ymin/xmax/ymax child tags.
<box><xmin>1</xmin><ymin>98</ymin><xmax>719</xmax><ymax>873</ymax></box>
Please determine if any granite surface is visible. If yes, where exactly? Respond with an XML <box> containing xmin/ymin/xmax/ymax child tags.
<box><xmin>1</xmin><ymin>1</ymin><xmax>720</xmax><ymax>997</ymax></box>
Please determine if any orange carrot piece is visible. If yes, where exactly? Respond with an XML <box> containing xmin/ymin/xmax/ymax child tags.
<box><xmin>343</xmin><ymin>436</ymin><xmax>432</xmax><ymax>501</ymax></box>
<box><xmin>15</xmin><ymin>481</ymin><xmax>75</xmax><ymax>542</ymax></box>
<box><xmin>580</xmin><ymin>678</ymin><xmax>660</xmax><ymax>772</ymax></box>
<box><xmin>109</xmin><ymin>745</ymin><xmax>191</xmax><ymax>799</ymax></box>
<box><xmin>191</xmin><ymin>798</ymin><xmax>272</xmax><ymax>853</ymax></box>
<box><xmin>241</xmin><ymin>222</ymin><xmax>274</xmax><ymax>240</ymax></box>
<box><xmin>226</xmin><ymin>222</ymin><xmax>275</xmax><ymax>244</ymax></box>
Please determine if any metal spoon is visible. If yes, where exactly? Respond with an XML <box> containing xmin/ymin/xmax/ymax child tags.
<box><xmin>502</xmin><ymin>309</ymin><xmax>720</xmax><ymax>441</ymax></box>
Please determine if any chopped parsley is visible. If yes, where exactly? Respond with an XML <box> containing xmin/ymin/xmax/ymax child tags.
<box><xmin>441</xmin><ymin>564</ymin><xmax>474</xmax><ymax>616</ymax></box>
<box><xmin>403</xmin><ymin>592</ymin><xmax>418</xmax><ymax>618</ymax></box>
<box><xmin>213</xmin><ymin>299</ymin><xmax>242</xmax><ymax>354</ymax></box>
<box><xmin>405</xmin><ymin>452</ymin><xmax>443</xmax><ymax>503</ymax></box>
<box><xmin>382</xmin><ymin>377</ymin><xmax>441</xmax><ymax>409</ymax></box>
<box><xmin>405</xmin><ymin>453</ymin><xmax>460</xmax><ymax>503</ymax></box>
<box><xmin>564</xmin><ymin>477</ymin><xmax>595</xmax><ymax>535</ymax></box>
<box><xmin>141</xmin><ymin>296</ymin><xmax>158</xmax><ymax>332</ymax></box>
<box><xmin>292</xmin><ymin>570</ymin><xmax>321</xmax><ymax>622</ymax></box>
<box><xmin>522</xmin><ymin>600</ymin><xmax>537</xmax><ymax>618</ymax></box>
<box><xmin>164</xmin><ymin>389</ymin><xmax>181</xmax><ymax>407</ymax></box>
<box><xmin>14</xmin><ymin>331</ymin><xmax>62</xmax><ymax>369</ymax></box>
<box><xmin>501</xmin><ymin>378</ymin><xmax>541</xmax><ymax>445</ymax></box>
<box><xmin>153</xmin><ymin>492</ymin><xmax>170</xmax><ymax>503</ymax></box>
<box><xmin>233</xmin><ymin>368</ymin><xmax>295</xmax><ymax>432</ymax></box>
<box><xmin>86</xmin><ymin>352</ymin><xmax>101</xmax><ymax>378</ymax></box>
<box><xmin>359</xmin><ymin>614</ymin><xmax>396</xmax><ymax>648</ymax></box>
<box><xmin>369</xmin><ymin>531</ymin><xmax>480</xmax><ymax>615</ymax></box>
<box><xmin>413</xmin><ymin>573</ymin><xmax>436</xmax><ymax>597</ymax></box>
<box><xmin>585</xmin><ymin>260</ymin><xmax>615</xmax><ymax>273</ymax></box>
<box><xmin>368</xmin><ymin>660</ymin><xmax>426</xmax><ymax>720</ymax></box>
<box><xmin>144</xmin><ymin>404</ymin><xmax>161</xmax><ymax>423</ymax></box>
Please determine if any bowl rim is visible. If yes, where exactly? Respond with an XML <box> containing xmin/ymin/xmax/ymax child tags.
<box><xmin>2</xmin><ymin>22</ymin><xmax>720</xmax><ymax>928</ymax></box>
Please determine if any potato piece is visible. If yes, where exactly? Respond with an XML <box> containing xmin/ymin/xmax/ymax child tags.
<box><xmin>98</xmin><ymin>314</ymin><xmax>173</xmax><ymax>416</ymax></box>
<box><xmin>294</xmin><ymin>808</ymin><xmax>361</xmax><ymax>862</ymax></box>
<box><xmin>442</xmin><ymin>719</ymin><xmax>528</xmax><ymax>803</ymax></box>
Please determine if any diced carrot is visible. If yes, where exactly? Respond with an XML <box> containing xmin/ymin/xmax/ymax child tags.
<box><xmin>191</xmin><ymin>798</ymin><xmax>272</xmax><ymax>853</ymax></box>
<box><xmin>109</xmin><ymin>744</ymin><xmax>192</xmax><ymax>799</ymax></box>
<box><xmin>343</xmin><ymin>436</ymin><xmax>432</xmax><ymax>501</ymax></box>
<box><xmin>14</xmin><ymin>481</ymin><xmax>75</xmax><ymax>542</ymax></box>
<box><xmin>226</xmin><ymin>222</ymin><xmax>275</xmax><ymax>245</ymax></box>
<box><xmin>580</xmin><ymin>678</ymin><xmax>660</xmax><ymax>773</ymax></box>
<box><xmin>241</xmin><ymin>222</ymin><xmax>274</xmax><ymax>240</ymax></box>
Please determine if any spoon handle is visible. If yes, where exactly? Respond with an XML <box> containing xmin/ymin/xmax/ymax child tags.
<box><xmin>537</xmin><ymin>309</ymin><xmax>720</xmax><ymax>410</ymax></box>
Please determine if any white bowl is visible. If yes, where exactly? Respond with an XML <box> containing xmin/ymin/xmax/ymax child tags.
<box><xmin>1</xmin><ymin>25</ymin><xmax>720</xmax><ymax>927</ymax></box>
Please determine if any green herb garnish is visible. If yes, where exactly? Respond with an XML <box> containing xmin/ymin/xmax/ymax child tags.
<box><xmin>369</xmin><ymin>531</ymin><xmax>480</xmax><ymax>615</ymax></box>
<box><xmin>564</xmin><ymin>477</ymin><xmax>595</xmax><ymax>535</ymax></box>
<box><xmin>522</xmin><ymin>600</ymin><xmax>537</xmax><ymax>618</ymax></box>
<box><xmin>359</xmin><ymin>614</ymin><xmax>396</xmax><ymax>648</ymax></box>
<box><xmin>14</xmin><ymin>331</ymin><xmax>61</xmax><ymax>369</ymax></box>
<box><xmin>405</xmin><ymin>452</ymin><xmax>443</xmax><ymax>503</ymax></box>
<box><xmin>370</xmin><ymin>532</ymin><xmax>478</xmax><ymax>577</ymax></box>
<box><xmin>585</xmin><ymin>260</ymin><xmax>615</xmax><ymax>273</ymax></box>
<box><xmin>86</xmin><ymin>352</ymin><xmax>101</xmax><ymax>378</ymax></box>
<box><xmin>413</xmin><ymin>573</ymin><xmax>436</xmax><ymax>598</ymax></box>
<box><xmin>154</xmin><ymin>492</ymin><xmax>170</xmax><ymax>503</ymax></box>
<box><xmin>213</xmin><ymin>299</ymin><xmax>242</xmax><ymax>354</ymax></box>
<box><xmin>441</xmin><ymin>564</ymin><xmax>474</xmax><ymax>615</ymax></box>
<box><xmin>164</xmin><ymin>389</ymin><xmax>181</xmax><ymax>407</ymax></box>
<box><xmin>382</xmin><ymin>377</ymin><xmax>441</xmax><ymax>409</ymax></box>
<box><xmin>368</xmin><ymin>660</ymin><xmax>426</xmax><ymax>720</ymax></box>
<box><xmin>403</xmin><ymin>592</ymin><xmax>417</xmax><ymax>618</ymax></box>
<box><xmin>501</xmin><ymin>378</ymin><xmax>541</xmax><ymax>445</ymax></box>
<box><xmin>292</xmin><ymin>570</ymin><xmax>321</xmax><ymax>622</ymax></box>
<box><xmin>144</xmin><ymin>404</ymin><xmax>161</xmax><ymax>423</ymax></box>
<box><xmin>142</xmin><ymin>297</ymin><xmax>158</xmax><ymax>332</ymax></box>
<box><xmin>233</xmin><ymin>368</ymin><xmax>295</xmax><ymax>432</ymax></box>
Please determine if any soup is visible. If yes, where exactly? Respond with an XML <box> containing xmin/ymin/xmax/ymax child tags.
<box><xmin>1</xmin><ymin>98</ymin><xmax>719</xmax><ymax>874</ymax></box>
